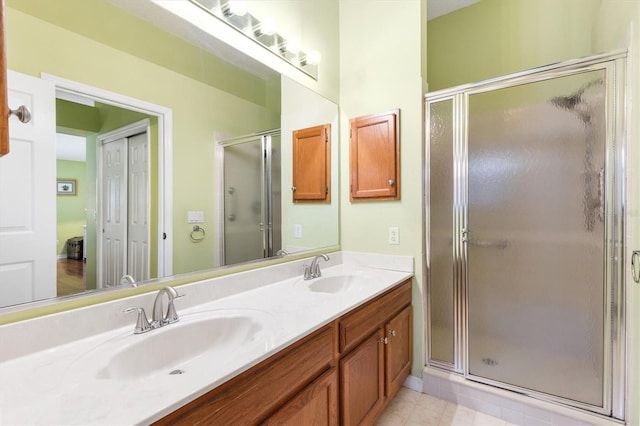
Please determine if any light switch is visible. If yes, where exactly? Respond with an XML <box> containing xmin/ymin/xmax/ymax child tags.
<box><xmin>294</xmin><ymin>224</ymin><xmax>302</xmax><ymax>238</ymax></box>
<box><xmin>389</xmin><ymin>227</ymin><xmax>399</xmax><ymax>245</ymax></box>
<box><xmin>188</xmin><ymin>211</ymin><xmax>204</xmax><ymax>223</ymax></box>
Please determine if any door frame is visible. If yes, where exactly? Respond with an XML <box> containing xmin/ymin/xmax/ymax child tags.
<box><xmin>41</xmin><ymin>73</ymin><xmax>173</xmax><ymax>279</ymax></box>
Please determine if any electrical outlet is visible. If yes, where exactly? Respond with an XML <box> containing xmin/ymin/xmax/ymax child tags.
<box><xmin>389</xmin><ymin>227</ymin><xmax>399</xmax><ymax>245</ymax></box>
<box><xmin>294</xmin><ymin>224</ymin><xmax>302</xmax><ymax>238</ymax></box>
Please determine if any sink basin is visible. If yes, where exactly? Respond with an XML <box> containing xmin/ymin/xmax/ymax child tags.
<box><xmin>95</xmin><ymin>311</ymin><xmax>272</xmax><ymax>380</ymax></box>
<box><xmin>307</xmin><ymin>275</ymin><xmax>367</xmax><ymax>294</ymax></box>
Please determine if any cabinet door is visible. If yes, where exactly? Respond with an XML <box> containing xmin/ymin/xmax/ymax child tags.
<box><xmin>385</xmin><ymin>306</ymin><xmax>412</xmax><ymax>399</ymax></box>
<box><xmin>340</xmin><ymin>329</ymin><xmax>385</xmax><ymax>426</ymax></box>
<box><xmin>292</xmin><ymin>123</ymin><xmax>331</xmax><ymax>202</ymax></box>
<box><xmin>263</xmin><ymin>368</ymin><xmax>338</xmax><ymax>426</ymax></box>
<box><xmin>349</xmin><ymin>109</ymin><xmax>400</xmax><ymax>201</ymax></box>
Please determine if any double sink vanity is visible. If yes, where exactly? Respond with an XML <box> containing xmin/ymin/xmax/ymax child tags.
<box><xmin>0</xmin><ymin>251</ymin><xmax>413</xmax><ymax>425</ymax></box>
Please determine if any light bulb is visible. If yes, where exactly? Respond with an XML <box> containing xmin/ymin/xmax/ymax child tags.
<box><xmin>261</xmin><ymin>18</ymin><xmax>276</xmax><ymax>36</ymax></box>
<box><xmin>228</xmin><ymin>0</ymin><xmax>247</xmax><ymax>16</ymax></box>
<box><xmin>307</xmin><ymin>50</ymin><xmax>321</xmax><ymax>65</ymax></box>
<box><xmin>286</xmin><ymin>38</ymin><xmax>300</xmax><ymax>54</ymax></box>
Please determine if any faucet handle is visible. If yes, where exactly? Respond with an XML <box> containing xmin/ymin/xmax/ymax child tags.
<box><xmin>303</xmin><ymin>264</ymin><xmax>312</xmax><ymax>280</ymax></box>
<box><xmin>123</xmin><ymin>306</ymin><xmax>153</xmax><ymax>334</ymax></box>
<box><xmin>164</xmin><ymin>293</ymin><xmax>185</xmax><ymax>324</ymax></box>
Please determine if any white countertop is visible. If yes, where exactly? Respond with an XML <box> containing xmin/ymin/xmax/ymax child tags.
<box><xmin>0</xmin><ymin>252</ymin><xmax>413</xmax><ymax>425</ymax></box>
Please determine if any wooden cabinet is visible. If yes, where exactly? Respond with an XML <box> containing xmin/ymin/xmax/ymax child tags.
<box><xmin>385</xmin><ymin>306</ymin><xmax>412</xmax><ymax>398</ymax></box>
<box><xmin>264</xmin><ymin>368</ymin><xmax>338</xmax><ymax>426</ymax></box>
<box><xmin>338</xmin><ymin>280</ymin><xmax>412</xmax><ymax>425</ymax></box>
<box><xmin>154</xmin><ymin>324</ymin><xmax>336</xmax><ymax>426</ymax></box>
<box><xmin>340</xmin><ymin>329</ymin><xmax>385</xmax><ymax>426</ymax></box>
<box><xmin>292</xmin><ymin>123</ymin><xmax>331</xmax><ymax>203</ymax></box>
<box><xmin>349</xmin><ymin>110</ymin><xmax>400</xmax><ymax>202</ymax></box>
<box><xmin>155</xmin><ymin>279</ymin><xmax>412</xmax><ymax>426</ymax></box>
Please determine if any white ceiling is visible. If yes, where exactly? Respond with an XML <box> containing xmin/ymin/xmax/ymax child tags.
<box><xmin>56</xmin><ymin>133</ymin><xmax>86</xmax><ymax>162</ymax></box>
<box><xmin>427</xmin><ymin>0</ymin><xmax>480</xmax><ymax>20</ymax></box>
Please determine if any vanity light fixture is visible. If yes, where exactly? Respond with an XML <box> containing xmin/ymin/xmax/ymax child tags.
<box><xmin>190</xmin><ymin>0</ymin><xmax>319</xmax><ymax>80</ymax></box>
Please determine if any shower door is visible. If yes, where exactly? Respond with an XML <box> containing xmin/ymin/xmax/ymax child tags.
<box><xmin>426</xmin><ymin>53</ymin><xmax>626</xmax><ymax>418</ymax></box>
<box><xmin>466</xmin><ymin>70</ymin><xmax>608</xmax><ymax>409</ymax></box>
<box><xmin>222</xmin><ymin>132</ymin><xmax>281</xmax><ymax>265</ymax></box>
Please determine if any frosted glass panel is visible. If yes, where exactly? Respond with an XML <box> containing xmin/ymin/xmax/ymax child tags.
<box><xmin>428</xmin><ymin>99</ymin><xmax>455</xmax><ymax>364</ymax></box>
<box><xmin>224</xmin><ymin>138</ymin><xmax>264</xmax><ymax>265</ymax></box>
<box><xmin>467</xmin><ymin>71</ymin><xmax>606</xmax><ymax>407</ymax></box>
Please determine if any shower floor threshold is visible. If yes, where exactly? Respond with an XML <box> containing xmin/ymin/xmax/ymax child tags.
<box><xmin>422</xmin><ymin>367</ymin><xmax>623</xmax><ymax>425</ymax></box>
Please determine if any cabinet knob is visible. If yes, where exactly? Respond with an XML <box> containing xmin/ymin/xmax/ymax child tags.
<box><xmin>380</xmin><ymin>336</ymin><xmax>388</xmax><ymax>345</ymax></box>
<box><xmin>389</xmin><ymin>329</ymin><xmax>397</xmax><ymax>337</ymax></box>
<box><xmin>388</xmin><ymin>179</ymin><xmax>395</xmax><ymax>186</ymax></box>
<box><xmin>291</xmin><ymin>186</ymin><xmax>297</xmax><ymax>191</ymax></box>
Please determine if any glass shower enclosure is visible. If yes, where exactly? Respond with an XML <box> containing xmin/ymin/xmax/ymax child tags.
<box><xmin>220</xmin><ymin>131</ymin><xmax>281</xmax><ymax>265</ymax></box>
<box><xmin>425</xmin><ymin>52</ymin><xmax>626</xmax><ymax>418</ymax></box>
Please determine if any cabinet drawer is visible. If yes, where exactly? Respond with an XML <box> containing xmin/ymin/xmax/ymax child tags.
<box><xmin>155</xmin><ymin>324</ymin><xmax>335</xmax><ymax>426</ymax></box>
<box><xmin>338</xmin><ymin>280</ymin><xmax>411</xmax><ymax>353</ymax></box>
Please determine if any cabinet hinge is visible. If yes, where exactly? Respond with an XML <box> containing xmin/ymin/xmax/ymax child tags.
<box><xmin>325</xmin><ymin>131</ymin><xmax>328</xmax><ymax>143</ymax></box>
<box><xmin>325</xmin><ymin>185</ymin><xmax>329</xmax><ymax>194</ymax></box>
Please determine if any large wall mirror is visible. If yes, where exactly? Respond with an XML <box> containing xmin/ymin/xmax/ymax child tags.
<box><xmin>0</xmin><ymin>0</ymin><xmax>339</xmax><ymax>313</ymax></box>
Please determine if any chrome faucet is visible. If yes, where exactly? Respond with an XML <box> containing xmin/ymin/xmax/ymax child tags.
<box><xmin>124</xmin><ymin>286</ymin><xmax>184</xmax><ymax>334</ymax></box>
<box><xmin>304</xmin><ymin>254</ymin><xmax>330</xmax><ymax>280</ymax></box>
<box><xmin>120</xmin><ymin>274</ymin><xmax>137</xmax><ymax>287</ymax></box>
<box><xmin>152</xmin><ymin>286</ymin><xmax>183</xmax><ymax>326</ymax></box>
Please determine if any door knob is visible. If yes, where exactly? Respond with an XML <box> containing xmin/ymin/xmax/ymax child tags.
<box><xmin>9</xmin><ymin>105</ymin><xmax>31</xmax><ymax>123</ymax></box>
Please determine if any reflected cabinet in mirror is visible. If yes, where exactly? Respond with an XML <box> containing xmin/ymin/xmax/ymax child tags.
<box><xmin>0</xmin><ymin>0</ymin><xmax>339</xmax><ymax>312</ymax></box>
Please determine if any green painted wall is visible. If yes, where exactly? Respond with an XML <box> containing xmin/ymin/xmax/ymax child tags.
<box><xmin>340</xmin><ymin>0</ymin><xmax>426</xmax><ymax>377</ymax></box>
<box><xmin>56</xmin><ymin>160</ymin><xmax>86</xmax><ymax>257</ymax></box>
<box><xmin>6</xmin><ymin>0</ymin><xmax>269</xmax><ymax>107</ymax></box>
<box><xmin>6</xmin><ymin>2</ymin><xmax>279</xmax><ymax>277</ymax></box>
<box><xmin>427</xmin><ymin>0</ymin><xmax>600</xmax><ymax>91</ymax></box>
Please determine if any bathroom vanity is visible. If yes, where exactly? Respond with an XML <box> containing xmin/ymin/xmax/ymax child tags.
<box><xmin>0</xmin><ymin>252</ymin><xmax>413</xmax><ymax>425</ymax></box>
<box><xmin>155</xmin><ymin>279</ymin><xmax>412</xmax><ymax>425</ymax></box>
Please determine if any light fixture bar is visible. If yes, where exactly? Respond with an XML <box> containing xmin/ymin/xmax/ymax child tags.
<box><xmin>189</xmin><ymin>0</ymin><xmax>319</xmax><ymax>80</ymax></box>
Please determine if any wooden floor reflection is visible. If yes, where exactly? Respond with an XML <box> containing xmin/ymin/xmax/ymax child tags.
<box><xmin>57</xmin><ymin>258</ymin><xmax>85</xmax><ymax>297</ymax></box>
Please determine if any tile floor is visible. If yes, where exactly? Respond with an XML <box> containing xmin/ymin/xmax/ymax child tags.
<box><xmin>376</xmin><ymin>387</ymin><xmax>515</xmax><ymax>426</ymax></box>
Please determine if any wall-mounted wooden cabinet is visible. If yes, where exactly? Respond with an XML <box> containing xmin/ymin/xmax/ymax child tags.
<box><xmin>292</xmin><ymin>123</ymin><xmax>331</xmax><ymax>203</ymax></box>
<box><xmin>349</xmin><ymin>109</ymin><xmax>400</xmax><ymax>202</ymax></box>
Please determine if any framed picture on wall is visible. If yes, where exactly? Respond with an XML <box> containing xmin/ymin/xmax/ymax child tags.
<box><xmin>57</xmin><ymin>179</ymin><xmax>76</xmax><ymax>196</ymax></box>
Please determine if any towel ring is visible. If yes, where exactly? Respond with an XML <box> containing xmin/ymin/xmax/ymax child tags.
<box><xmin>190</xmin><ymin>225</ymin><xmax>205</xmax><ymax>242</ymax></box>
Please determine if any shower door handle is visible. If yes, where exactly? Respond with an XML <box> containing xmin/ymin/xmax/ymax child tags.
<box><xmin>461</xmin><ymin>229</ymin><xmax>470</xmax><ymax>243</ymax></box>
<box><xmin>226</xmin><ymin>187</ymin><xmax>236</xmax><ymax>221</ymax></box>
<box><xmin>598</xmin><ymin>168</ymin><xmax>605</xmax><ymax>222</ymax></box>
<box><xmin>632</xmin><ymin>251</ymin><xmax>640</xmax><ymax>284</ymax></box>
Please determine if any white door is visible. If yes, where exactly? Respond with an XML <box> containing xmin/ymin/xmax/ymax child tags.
<box><xmin>0</xmin><ymin>71</ymin><xmax>56</xmax><ymax>307</ymax></box>
<box><xmin>101</xmin><ymin>137</ymin><xmax>127</xmax><ymax>288</ymax></box>
<box><xmin>127</xmin><ymin>132</ymin><xmax>149</xmax><ymax>281</ymax></box>
<box><xmin>99</xmin><ymin>128</ymin><xmax>149</xmax><ymax>288</ymax></box>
